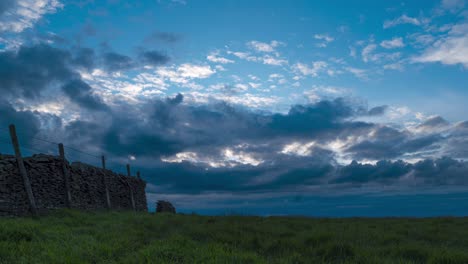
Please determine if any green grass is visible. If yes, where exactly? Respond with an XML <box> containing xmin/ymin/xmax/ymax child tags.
<box><xmin>1</xmin><ymin>210</ymin><xmax>468</xmax><ymax>263</ymax></box>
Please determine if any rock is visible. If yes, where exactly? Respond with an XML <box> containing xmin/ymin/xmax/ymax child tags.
<box><xmin>156</xmin><ymin>200</ymin><xmax>176</xmax><ymax>213</ymax></box>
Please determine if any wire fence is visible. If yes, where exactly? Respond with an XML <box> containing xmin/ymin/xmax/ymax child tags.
<box><xmin>0</xmin><ymin>124</ymin><xmax>140</xmax><ymax>178</ymax></box>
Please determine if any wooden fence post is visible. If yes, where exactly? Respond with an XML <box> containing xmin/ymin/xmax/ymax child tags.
<box><xmin>101</xmin><ymin>155</ymin><xmax>106</xmax><ymax>170</ymax></box>
<box><xmin>101</xmin><ymin>155</ymin><xmax>111</xmax><ymax>209</ymax></box>
<box><xmin>9</xmin><ymin>124</ymin><xmax>38</xmax><ymax>216</ymax></box>
<box><xmin>126</xmin><ymin>164</ymin><xmax>131</xmax><ymax>177</ymax></box>
<box><xmin>58</xmin><ymin>143</ymin><xmax>72</xmax><ymax>208</ymax></box>
<box><xmin>136</xmin><ymin>171</ymin><xmax>141</xmax><ymax>179</ymax></box>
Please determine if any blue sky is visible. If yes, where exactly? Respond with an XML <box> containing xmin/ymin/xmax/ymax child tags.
<box><xmin>1</xmin><ymin>0</ymin><xmax>468</xmax><ymax>216</ymax></box>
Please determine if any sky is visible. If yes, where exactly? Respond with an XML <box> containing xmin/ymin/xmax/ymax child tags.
<box><xmin>1</xmin><ymin>0</ymin><xmax>468</xmax><ymax>216</ymax></box>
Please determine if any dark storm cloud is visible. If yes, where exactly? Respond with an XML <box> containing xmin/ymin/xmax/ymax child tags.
<box><xmin>333</xmin><ymin>159</ymin><xmax>411</xmax><ymax>184</ymax></box>
<box><xmin>139</xmin><ymin>50</ymin><xmax>170</xmax><ymax>66</ymax></box>
<box><xmin>141</xmin><ymin>155</ymin><xmax>468</xmax><ymax>194</ymax></box>
<box><xmin>345</xmin><ymin>126</ymin><xmax>443</xmax><ymax>160</ymax></box>
<box><xmin>48</xmin><ymin>94</ymin><xmax>468</xmax><ymax>195</ymax></box>
<box><xmin>102</xmin><ymin>52</ymin><xmax>134</xmax><ymax>71</ymax></box>
<box><xmin>331</xmin><ymin>157</ymin><xmax>468</xmax><ymax>186</ymax></box>
<box><xmin>0</xmin><ymin>44</ymin><xmax>75</xmax><ymax>98</ymax></box>
<box><xmin>417</xmin><ymin>116</ymin><xmax>449</xmax><ymax>129</ymax></box>
<box><xmin>268</xmin><ymin>98</ymin><xmax>366</xmax><ymax>137</ymax></box>
<box><xmin>61</xmin><ymin>79</ymin><xmax>108</xmax><ymax>111</ymax></box>
<box><xmin>2</xmin><ymin>80</ymin><xmax>468</xmax><ymax>195</ymax></box>
<box><xmin>72</xmin><ymin>47</ymin><xmax>95</xmax><ymax>70</ymax></box>
<box><xmin>0</xmin><ymin>44</ymin><xmax>111</xmax><ymax>111</ymax></box>
<box><xmin>368</xmin><ymin>105</ymin><xmax>388</xmax><ymax>116</ymax></box>
<box><xmin>61</xmin><ymin>96</ymin><xmax>445</xmax><ymax>167</ymax></box>
<box><xmin>0</xmin><ymin>100</ymin><xmax>41</xmax><ymax>145</ymax></box>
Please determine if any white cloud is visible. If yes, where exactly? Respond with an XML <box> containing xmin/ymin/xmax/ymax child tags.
<box><xmin>413</xmin><ymin>23</ymin><xmax>468</xmax><ymax>68</ymax></box>
<box><xmin>314</xmin><ymin>34</ymin><xmax>334</xmax><ymax>47</ymax></box>
<box><xmin>293</xmin><ymin>61</ymin><xmax>328</xmax><ymax>77</ymax></box>
<box><xmin>0</xmin><ymin>0</ymin><xmax>63</xmax><ymax>33</ymax></box>
<box><xmin>161</xmin><ymin>148</ymin><xmax>263</xmax><ymax>168</ymax></box>
<box><xmin>247</xmin><ymin>40</ymin><xmax>284</xmax><ymax>52</ymax></box>
<box><xmin>248</xmin><ymin>82</ymin><xmax>261</xmax><ymax>89</ymax></box>
<box><xmin>380</xmin><ymin>37</ymin><xmax>405</xmax><ymax>49</ymax></box>
<box><xmin>280</xmin><ymin>141</ymin><xmax>316</xmax><ymax>156</ymax></box>
<box><xmin>383</xmin><ymin>62</ymin><xmax>404</xmax><ymax>71</ymax></box>
<box><xmin>362</xmin><ymin>44</ymin><xmax>377</xmax><ymax>62</ymax></box>
<box><xmin>383</xmin><ymin>15</ymin><xmax>422</xmax><ymax>29</ymax></box>
<box><xmin>268</xmin><ymin>74</ymin><xmax>283</xmax><ymax>80</ymax></box>
<box><xmin>227</xmin><ymin>50</ymin><xmax>287</xmax><ymax>66</ymax></box>
<box><xmin>346</xmin><ymin>67</ymin><xmax>368</xmax><ymax>79</ymax></box>
<box><xmin>261</xmin><ymin>55</ymin><xmax>288</xmax><ymax>66</ymax></box>
<box><xmin>314</xmin><ymin>34</ymin><xmax>334</xmax><ymax>42</ymax></box>
<box><xmin>207</xmin><ymin>51</ymin><xmax>234</xmax><ymax>64</ymax></box>
<box><xmin>304</xmin><ymin>85</ymin><xmax>350</xmax><ymax>101</ymax></box>
<box><xmin>185</xmin><ymin>91</ymin><xmax>279</xmax><ymax>109</ymax></box>
<box><xmin>248</xmin><ymin>74</ymin><xmax>260</xmax><ymax>81</ymax></box>
<box><xmin>157</xmin><ymin>64</ymin><xmax>215</xmax><ymax>83</ymax></box>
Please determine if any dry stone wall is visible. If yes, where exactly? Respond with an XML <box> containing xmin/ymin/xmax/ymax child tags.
<box><xmin>0</xmin><ymin>154</ymin><xmax>147</xmax><ymax>216</ymax></box>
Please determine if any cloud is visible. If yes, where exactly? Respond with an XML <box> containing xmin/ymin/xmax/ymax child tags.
<box><xmin>139</xmin><ymin>50</ymin><xmax>170</xmax><ymax>66</ymax></box>
<box><xmin>144</xmin><ymin>31</ymin><xmax>182</xmax><ymax>44</ymax></box>
<box><xmin>383</xmin><ymin>15</ymin><xmax>422</xmax><ymax>29</ymax></box>
<box><xmin>102</xmin><ymin>52</ymin><xmax>134</xmax><ymax>72</ymax></box>
<box><xmin>207</xmin><ymin>51</ymin><xmax>234</xmax><ymax>64</ymax></box>
<box><xmin>0</xmin><ymin>100</ymin><xmax>41</xmax><ymax>140</ymax></box>
<box><xmin>345</xmin><ymin>126</ymin><xmax>442</xmax><ymax>160</ymax></box>
<box><xmin>0</xmin><ymin>43</ymin><xmax>114</xmax><ymax>114</ymax></box>
<box><xmin>345</xmin><ymin>67</ymin><xmax>368</xmax><ymax>79</ymax></box>
<box><xmin>0</xmin><ymin>44</ymin><xmax>75</xmax><ymax>99</ymax></box>
<box><xmin>226</xmin><ymin>50</ymin><xmax>287</xmax><ymax>66</ymax></box>
<box><xmin>368</xmin><ymin>105</ymin><xmax>388</xmax><ymax>116</ymax></box>
<box><xmin>154</xmin><ymin>63</ymin><xmax>215</xmax><ymax>87</ymax></box>
<box><xmin>293</xmin><ymin>61</ymin><xmax>328</xmax><ymax>77</ymax></box>
<box><xmin>3</xmin><ymin>81</ymin><xmax>468</xmax><ymax>197</ymax></box>
<box><xmin>261</xmin><ymin>55</ymin><xmax>288</xmax><ymax>66</ymax></box>
<box><xmin>314</xmin><ymin>34</ymin><xmax>334</xmax><ymax>48</ymax></box>
<box><xmin>413</xmin><ymin>23</ymin><xmax>468</xmax><ymax>68</ymax></box>
<box><xmin>417</xmin><ymin>116</ymin><xmax>449</xmax><ymax>130</ymax></box>
<box><xmin>380</xmin><ymin>37</ymin><xmax>405</xmax><ymax>49</ymax></box>
<box><xmin>362</xmin><ymin>44</ymin><xmax>377</xmax><ymax>62</ymax></box>
<box><xmin>72</xmin><ymin>48</ymin><xmax>95</xmax><ymax>70</ymax></box>
<box><xmin>61</xmin><ymin>79</ymin><xmax>108</xmax><ymax>111</ymax></box>
<box><xmin>0</xmin><ymin>0</ymin><xmax>63</xmax><ymax>33</ymax></box>
<box><xmin>247</xmin><ymin>40</ymin><xmax>284</xmax><ymax>53</ymax></box>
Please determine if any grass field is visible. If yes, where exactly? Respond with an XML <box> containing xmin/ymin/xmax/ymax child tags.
<box><xmin>1</xmin><ymin>210</ymin><xmax>468</xmax><ymax>263</ymax></box>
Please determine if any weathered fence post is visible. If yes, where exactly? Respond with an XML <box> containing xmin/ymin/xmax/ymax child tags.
<box><xmin>101</xmin><ymin>155</ymin><xmax>111</xmax><ymax>209</ymax></box>
<box><xmin>101</xmin><ymin>155</ymin><xmax>106</xmax><ymax>170</ymax></box>
<box><xmin>136</xmin><ymin>171</ymin><xmax>141</xmax><ymax>179</ymax></box>
<box><xmin>58</xmin><ymin>143</ymin><xmax>72</xmax><ymax>208</ymax></box>
<box><xmin>126</xmin><ymin>164</ymin><xmax>131</xmax><ymax>177</ymax></box>
<box><xmin>9</xmin><ymin>124</ymin><xmax>38</xmax><ymax>216</ymax></box>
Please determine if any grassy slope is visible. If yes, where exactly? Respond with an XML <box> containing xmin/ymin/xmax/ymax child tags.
<box><xmin>1</xmin><ymin>210</ymin><xmax>468</xmax><ymax>263</ymax></box>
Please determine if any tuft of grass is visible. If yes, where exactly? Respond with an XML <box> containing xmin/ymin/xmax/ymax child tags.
<box><xmin>0</xmin><ymin>210</ymin><xmax>467</xmax><ymax>263</ymax></box>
